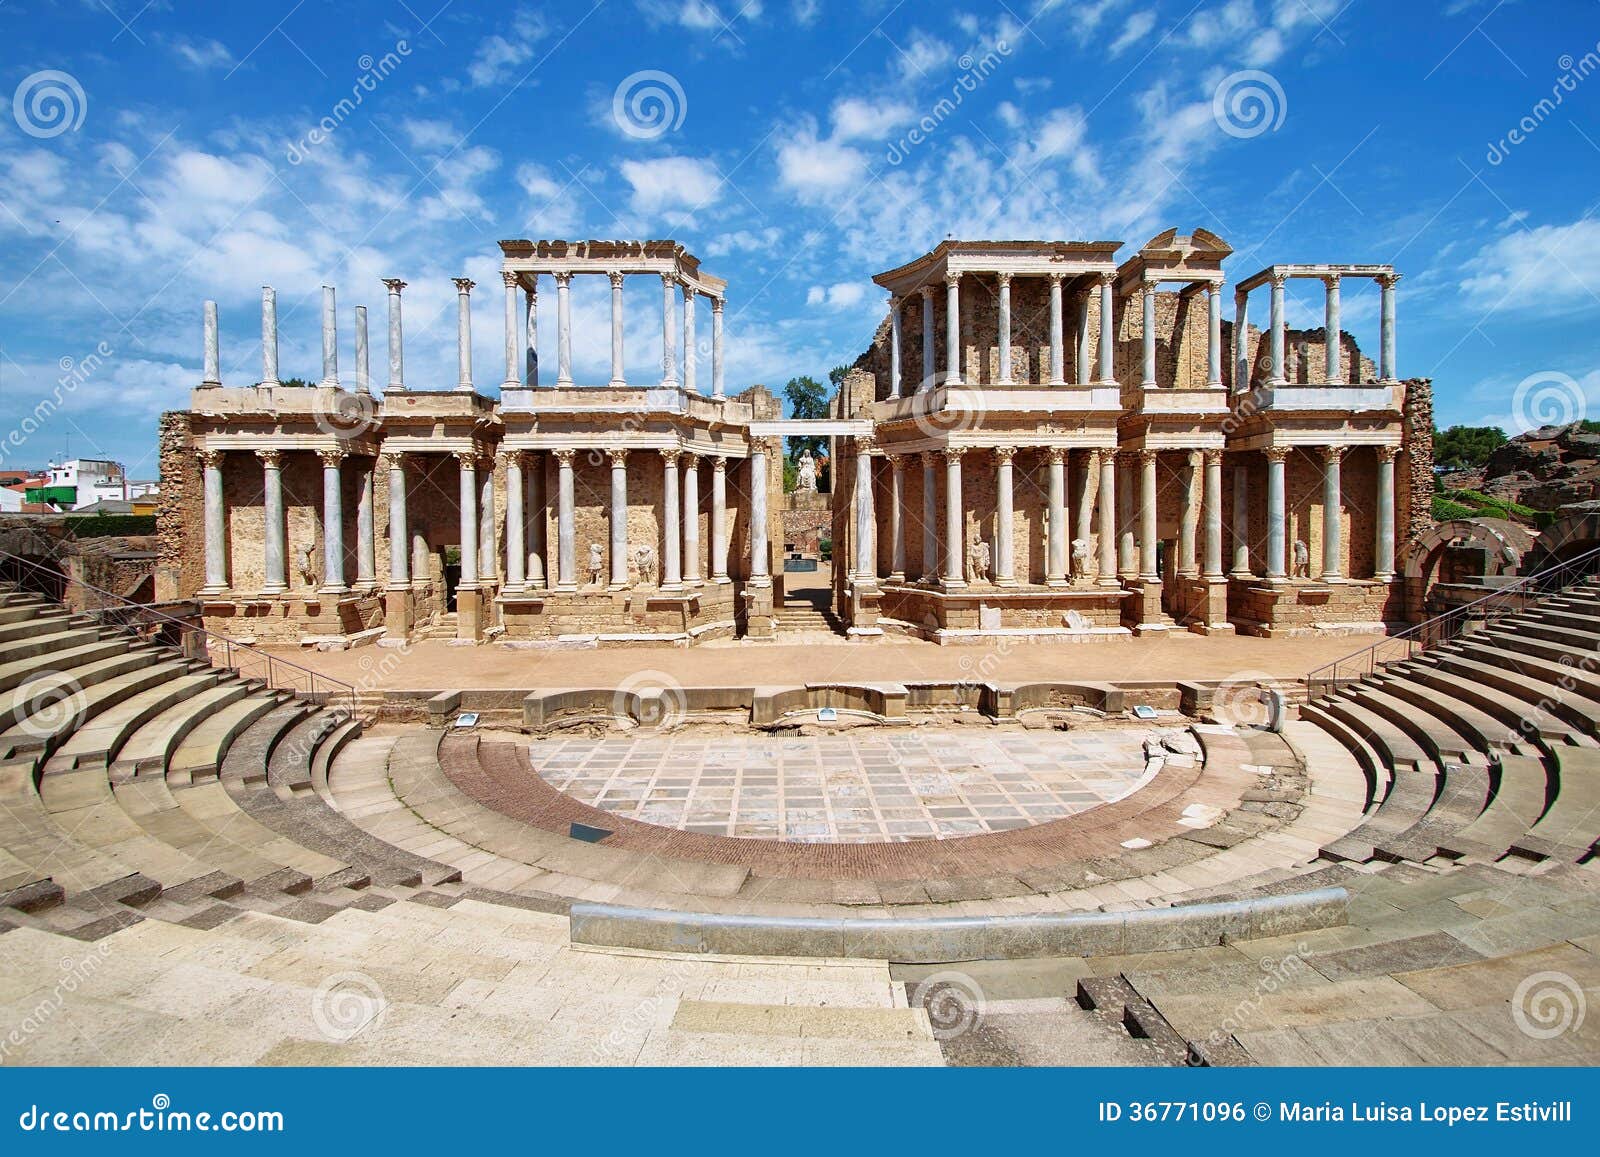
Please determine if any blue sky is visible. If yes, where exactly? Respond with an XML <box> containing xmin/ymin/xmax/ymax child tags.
<box><xmin>2</xmin><ymin>0</ymin><xmax>1598</xmax><ymax>479</ymax></box>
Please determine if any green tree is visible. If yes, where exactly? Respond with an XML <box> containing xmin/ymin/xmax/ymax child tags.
<box><xmin>783</xmin><ymin>375</ymin><xmax>830</xmax><ymax>488</ymax></box>
<box><xmin>1433</xmin><ymin>425</ymin><xmax>1508</xmax><ymax>469</ymax></box>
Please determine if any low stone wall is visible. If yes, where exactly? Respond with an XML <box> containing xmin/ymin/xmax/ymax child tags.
<box><xmin>878</xmin><ymin>584</ymin><xmax>1128</xmax><ymax>641</ymax></box>
<box><xmin>569</xmin><ymin>887</ymin><xmax>1349</xmax><ymax>960</ymax></box>
<box><xmin>499</xmin><ymin>584</ymin><xmax>739</xmax><ymax>644</ymax></box>
<box><xmin>1227</xmin><ymin>577</ymin><xmax>1403</xmax><ymax>637</ymax></box>
<box><xmin>201</xmin><ymin>592</ymin><xmax>385</xmax><ymax>644</ymax></box>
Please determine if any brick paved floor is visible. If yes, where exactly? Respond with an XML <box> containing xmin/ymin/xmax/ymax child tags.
<box><xmin>530</xmin><ymin>730</ymin><xmax>1169</xmax><ymax>843</ymax></box>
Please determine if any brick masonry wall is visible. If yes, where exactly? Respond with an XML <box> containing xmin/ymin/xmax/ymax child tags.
<box><xmin>155</xmin><ymin>411</ymin><xmax>201</xmax><ymax>601</ymax></box>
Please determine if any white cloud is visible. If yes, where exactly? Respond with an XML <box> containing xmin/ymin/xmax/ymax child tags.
<box><xmin>618</xmin><ymin>155</ymin><xmax>723</xmax><ymax>214</ymax></box>
<box><xmin>167</xmin><ymin>36</ymin><xmax>233</xmax><ymax>70</ymax></box>
<box><xmin>1459</xmin><ymin>218</ymin><xmax>1600</xmax><ymax>313</ymax></box>
<box><xmin>775</xmin><ymin>122</ymin><xmax>868</xmax><ymax>202</ymax></box>
<box><xmin>805</xmin><ymin>282</ymin><xmax>866</xmax><ymax>310</ymax></box>
<box><xmin>467</xmin><ymin>8</ymin><xmax>547</xmax><ymax>87</ymax></box>
<box><xmin>830</xmin><ymin>97</ymin><xmax>914</xmax><ymax>142</ymax></box>
<box><xmin>1109</xmin><ymin>10</ymin><xmax>1157</xmax><ymax>57</ymax></box>
<box><xmin>791</xmin><ymin>0</ymin><xmax>820</xmax><ymax>26</ymax></box>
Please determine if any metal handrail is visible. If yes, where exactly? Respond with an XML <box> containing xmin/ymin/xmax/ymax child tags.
<box><xmin>1304</xmin><ymin>542</ymin><xmax>1600</xmax><ymax>700</ymax></box>
<box><xmin>0</xmin><ymin>548</ymin><xmax>359</xmax><ymax>722</ymax></box>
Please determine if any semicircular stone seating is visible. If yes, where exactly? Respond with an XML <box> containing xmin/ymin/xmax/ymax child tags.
<box><xmin>3</xmin><ymin>580</ymin><xmax>1599</xmax><ymax>1067</ymax></box>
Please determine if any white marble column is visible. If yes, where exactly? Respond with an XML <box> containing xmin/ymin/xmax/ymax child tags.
<box><xmin>660</xmin><ymin>449</ymin><xmax>682</xmax><ymax>589</ymax></box>
<box><xmin>356</xmin><ymin>459</ymin><xmax>376</xmax><ymax>589</ymax></box>
<box><xmin>888</xmin><ymin>296</ymin><xmax>903</xmax><ymax>399</ymax></box>
<box><xmin>996</xmin><ymin>272</ymin><xmax>1014</xmax><ymax>384</ymax></box>
<box><xmin>1232</xmin><ymin>289</ymin><xmax>1249</xmax><ymax>392</ymax></box>
<box><xmin>354</xmin><ymin>305</ymin><xmax>371</xmax><ymax>395</ymax></box>
<box><xmin>1097</xmin><ymin>273</ymin><xmax>1116</xmax><ymax>384</ymax></box>
<box><xmin>660</xmin><ymin>274</ymin><xmax>679</xmax><ymax>387</ymax></box>
<box><xmin>320</xmin><ymin>287</ymin><xmax>338</xmax><ymax>388</ymax></box>
<box><xmin>1141</xmin><ymin>282</ymin><xmax>1158</xmax><ymax>388</ymax></box>
<box><xmin>478</xmin><ymin>456</ymin><xmax>496</xmax><ymax>584</ymax></box>
<box><xmin>919</xmin><ymin>286</ymin><xmax>936</xmax><ymax>391</ymax></box>
<box><xmin>944</xmin><ymin>273</ymin><xmax>962</xmax><ymax>386</ymax></box>
<box><xmin>504</xmin><ymin>452</ymin><xmax>525</xmax><ymax>589</ymax></box>
<box><xmin>942</xmin><ymin>448</ymin><xmax>965</xmax><ymax>586</ymax></box>
<box><xmin>502</xmin><ymin>271</ymin><xmax>521</xmax><ymax>389</ymax></box>
<box><xmin>554</xmin><ymin>449</ymin><xmax>576</xmax><ymax>590</ymax></box>
<box><xmin>711</xmin><ymin>298</ymin><xmax>725</xmax><ymax>399</ymax></box>
<box><xmin>257</xmin><ymin>449</ymin><xmax>286</xmax><ymax>594</ymax></box>
<box><xmin>1075</xmin><ymin>291</ymin><xmax>1092</xmax><ymax>386</ymax></box>
<box><xmin>1231</xmin><ymin>464</ymin><xmax>1251</xmax><ymax>576</ymax></box>
<box><xmin>608</xmin><ymin>449</ymin><xmax>629</xmax><ymax>588</ymax></box>
<box><xmin>1117</xmin><ymin>452</ymin><xmax>1137</xmax><ymax>578</ymax></box>
<box><xmin>607</xmin><ymin>271</ymin><xmax>626</xmax><ymax>387</ymax></box>
<box><xmin>1323</xmin><ymin>273</ymin><xmax>1343</xmax><ymax>383</ymax></box>
<box><xmin>853</xmin><ymin>438</ymin><xmax>876</xmax><ymax>581</ymax></box>
<box><xmin>1076</xmin><ymin>449</ymin><xmax>1099</xmax><ymax>578</ymax></box>
<box><xmin>682</xmin><ymin>453</ymin><xmax>700</xmax><ymax>584</ymax></box>
<box><xmin>1269</xmin><ymin>272</ymin><xmax>1287</xmax><ymax>385</ymax></box>
<box><xmin>1375</xmin><ymin>445</ymin><xmax>1398</xmax><ymax>581</ymax></box>
<box><xmin>1203</xmin><ymin>449</ymin><xmax>1224</xmax><ymax>579</ymax></box>
<box><xmin>1177</xmin><ymin>450</ymin><xmax>1199</xmax><ymax>576</ymax></box>
<box><xmin>383</xmin><ymin>279</ymin><xmax>406</xmax><ymax>390</ymax></box>
<box><xmin>453</xmin><ymin>277</ymin><xmax>474</xmax><ymax>391</ymax></box>
<box><xmin>526</xmin><ymin>452</ymin><xmax>547</xmax><ymax>589</ymax></box>
<box><xmin>887</xmin><ymin>453</ymin><xmax>906</xmax><ymax>581</ymax></box>
<box><xmin>682</xmin><ymin>286</ymin><xmax>697</xmax><ymax>395</ymax></box>
<box><xmin>711</xmin><ymin>456</ymin><xmax>729</xmax><ymax>582</ymax></box>
<box><xmin>319</xmin><ymin>448</ymin><xmax>347</xmax><ymax>593</ymax></box>
<box><xmin>1048</xmin><ymin>273</ymin><xmax>1066</xmax><ymax>385</ymax></box>
<box><xmin>749</xmin><ymin>442</ymin><xmax>771</xmax><ymax>586</ymax></box>
<box><xmin>1097</xmin><ymin>450</ymin><xmax>1118</xmax><ymax>586</ymax></box>
<box><xmin>1379</xmin><ymin>273</ymin><xmax>1399</xmax><ymax>381</ymax></box>
<box><xmin>383</xmin><ymin>452</ymin><xmax>409</xmax><ymax>588</ymax></box>
<box><xmin>201</xmin><ymin>300</ymin><xmax>221</xmax><ymax>387</ymax></box>
<box><xmin>993</xmin><ymin>446</ymin><xmax>1016</xmax><ymax>585</ymax></box>
<box><xmin>455</xmin><ymin>451</ymin><xmax>478</xmax><ymax>590</ymax></box>
<box><xmin>1045</xmin><ymin>448</ymin><xmax>1067</xmax><ymax>586</ymax></box>
<box><xmin>555</xmin><ymin>272</ymin><xmax>574</xmax><ymax>386</ymax></box>
<box><xmin>1265</xmin><ymin>447</ymin><xmax>1288</xmax><ymax>580</ymax></box>
<box><xmin>1321</xmin><ymin>445</ymin><xmax>1344</xmax><ymax>581</ymax></box>
<box><xmin>260</xmin><ymin>287</ymin><xmax>279</xmax><ymax>387</ymax></box>
<box><xmin>524</xmin><ymin>275</ymin><xmax>539</xmax><ymax>387</ymax></box>
<box><xmin>920</xmin><ymin>451</ymin><xmax>938</xmax><ymax>580</ymax></box>
<box><xmin>1207</xmin><ymin>285</ymin><xmax>1224</xmax><ymax>388</ymax></box>
<box><xmin>1138</xmin><ymin>449</ymin><xmax>1159</xmax><ymax>581</ymax></box>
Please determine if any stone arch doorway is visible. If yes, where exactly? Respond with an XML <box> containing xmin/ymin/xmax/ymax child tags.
<box><xmin>778</xmin><ymin>441</ymin><xmax>843</xmax><ymax>635</ymax></box>
<box><xmin>1523</xmin><ymin>507</ymin><xmax>1600</xmax><ymax>577</ymax></box>
<box><xmin>1403</xmin><ymin>517</ymin><xmax>1532</xmax><ymax>619</ymax></box>
<box><xmin>0</xmin><ymin>526</ymin><xmax>67</xmax><ymax>602</ymax></box>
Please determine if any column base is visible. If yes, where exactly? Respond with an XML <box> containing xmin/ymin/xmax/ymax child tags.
<box><xmin>994</xmin><ymin>577</ymin><xmax>1020</xmax><ymax>588</ymax></box>
<box><xmin>197</xmin><ymin>585</ymin><xmax>228</xmax><ymax>598</ymax></box>
<box><xmin>384</xmin><ymin>588</ymin><xmax>414</xmax><ymax>638</ymax></box>
<box><xmin>941</xmin><ymin>577</ymin><xmax>968</xmax><ymax>591</ymax></box>
<box><xmin>318</xmin><ymin>584</ymin><xmax>350</xmax><ymax>596</ymax></box>
<box><xmin>1045</xmin><ymin>576</ymin><xmax>1068</xmax><ymax>588</ymax></box>
<box><xmin>258</xmin><ymin>584</ymin><xmax>287</xmax><ymax>598</ymax></box>
<box><xmin>456</xmin><ymin>588</ymin><xmax>484</xmax><ymax>642</ymax></box>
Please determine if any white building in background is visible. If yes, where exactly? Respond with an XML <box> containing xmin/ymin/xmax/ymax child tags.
<box><xmin>126</xmin><ymin>479</ymin><xmax>160</xmax><ymax>499</ymax></box>
<box><xmin>44</xmin><ymin>458</ymin><xmax>128</xmax><ymax>509</ymax></box>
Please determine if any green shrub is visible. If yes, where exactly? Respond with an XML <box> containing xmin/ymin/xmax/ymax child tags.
<box><xmin>64</xmin><ymin>514</ymin><xmax>156</xmax><ymax>538</ymax></box>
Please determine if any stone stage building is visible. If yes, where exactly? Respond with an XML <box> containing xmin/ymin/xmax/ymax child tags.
<box><xmin>157</xmin><ymin>231</ymin><xmax>1433</xmax><ymax>648</ymax></box>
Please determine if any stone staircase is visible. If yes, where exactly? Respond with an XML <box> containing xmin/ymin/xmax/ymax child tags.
<box><xmin>1301</xmin><ymin>574</ymin><xmax>1600</xmax><ymax>868</ymax></box>
<box><xmin>775</xmin><ymin>589</ymin><xmax>846</xmax><ymax>635</ymax></box>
